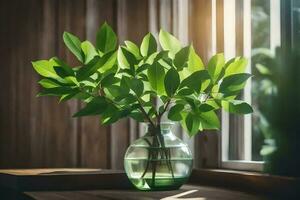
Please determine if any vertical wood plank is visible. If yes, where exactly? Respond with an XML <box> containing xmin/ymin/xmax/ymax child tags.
<box><xmin>49</xmin><ymin>0</ymin><xmax>86</xmax><ymax>167</ymax></box>
<box><xmin>80</xmin><ymin>0</ymin><xmax>116</xmax><ymax>168</ymax></box>
<box><xmin>190</xmin><ymin>0</ymin><xmax>213</xmax><ymax>63</ymax></box>
<box><xmin>190</xmin><ymin>0</ymin><xmax>220</xmax><ymax>168</ymax></box>
<box><xmin>0</xmin><ymin>0</ymin><xmax>17</xmax><ymax>167</ymax></box>
<box><xmin>30</xmin><ymin>0</ymin><xmax>57</xmax><ymax>168</ymax></box>
<box><xmin>216</xmin><ymin>0</ymin><xmax>224</xmax><ymax>167</ymax></box>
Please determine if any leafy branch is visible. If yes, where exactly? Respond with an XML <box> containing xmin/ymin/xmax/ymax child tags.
<box><xmin>32</xmin><ymin>22</ymin><xmax>253</xmax><ymax>137</ymax></box>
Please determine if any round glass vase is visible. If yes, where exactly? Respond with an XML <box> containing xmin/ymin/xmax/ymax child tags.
<box><xmin>124</xmin><ymin>123</ymin><xmax>193</xmax><ymax>191</ymax></box>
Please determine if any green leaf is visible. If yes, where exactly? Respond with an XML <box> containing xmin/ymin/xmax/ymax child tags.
<box><xmin>145</xmin><ymin>51</ymin><xmax>168</xmax><ymax>65</ymax></box>
<box><xmin>73</xmin><ymin>96</ymin><xmax>108</xmax><ymax>117</ymax></box>
<box><xmin>177</xmin><ymin>88</ymin><xmax>194</xmax><ymax>96</ymax></box>
<box><xmin>131</xmin><ymin>79</ymin><xmax>144</xmax><ymax>97</ymax></box>
<box><xmin>117</xmin><ymin>47</ymin><xmax>137</xmax><ymax>70</ymax></box>
<box><xmin>96</xmin><ymin>22</ymin><xmax>117</xmax><ymax>54</ymax></box>
<box><xmin>219</xmin><ymin>73</ymin><xmax>252</xmax><ymax>96</ymax></box>
<box><xmin>174</xmin><ymin>46</ymin><xmax>190</xmax><ymax>70</ymax></box>
<box><xmin>63</xmin><ymin>32</ymin><xmax>84</xmax><ymax>62</ymax></box>
<box><xmin>180</xmin><ymin>70</ymin><xmax>211</xmax><ymax>93</ymax></box>
<box><xmin>124</xmin><ymin>41</ymin><xmax>141</xmax><ymax>59</ymax></box>
<box><xmin>199</xmin><ymin>103</ymin><xmax>216</xmax><ymax>112</ymax></box>
<box><xmin>81</xmin><ymin>41</ymin><xmax>98</xmax><ymax>64</ymax></box>
<box><xmin>38</xmin><ymin>79</ymin><xmax>61</xmax><ymax>88</ymax></box>
<box><xmin>98</xmin><ymin>52</ymin><xmax>117</xmax><ymax>73</ymax></box>
<box><xmin>64</xmin><ymin>76</ymin><xmax>79</xmax><ymax>86</ymax></box>
<box><xmin>147</xmin><ymin>62</ymin><xmax>165</xmax><ymax>95</ymax></box>
<box><xmin>159</xmin><ymin>29</ymin><xmax>181</xmax><ymax>56</ymax></box>
<box><xmin>101</xmin><ymin>73</ymin><xmax>120</xmax><ymax>87</ymax></box>
<box><xmin>59</xmin><ymin>92</ymin><xmax>79</xmax><ymax>102</ymax></box>
<box><xmin>140</xmin><ymin>33</ymin><xmax>157</xmax><ymax>57</ymax></box>
<box><xmin>80</xmin><ymin>80</ymin><xmax>97</xmax><ymax>88</ymax></box>
<box><xmin>77</xmin><ymin>52</ymin><xmax>116</xmax><ymax>81</ymax></box>
<box><xmin>255</xmin><ymin>63</ymin><xmax>271</xmax><ymax>75</ymax></box>
<box><xmin>51</xmin><ymin>57</ymin><xmax>74</xmax><ymax>76</ymax></box>
<box><xmin>199</xmin><ymin>111</ymin><xmax>220</xmax><ymax>130</ymax></box>
<box><xmin>221</xmin><ymin>100</ymin><xmax>253</xmax><ymax>114</ymax></box>
<box><xmin>207</xmin><ymin>53</ymin><xmax>225</xmax><ymax>82</ymax></box>
<box><xmin>168</xmin><ymin>104</ymin><xmax>184</xmax><ymax>121</ymax></box>
<box><xmin>187</xmin><ymin>46</ymin><xmax>204</xmax><ymax>72</ymax></box>
<box><xmin>136</xmin><ymin>64</ymin><xmax>150</xmax><ymax>74</ymax></box>
<box><xmin>185</xmin><ymin>113</ymin><xmax>200</xmax><ymax>136</ymax></box>
<box><xmin>38</xmin><ymin>87</ymin><xmax>79</xmax><ymax>97</ymax></box>
<box><xmin>100</xmin><ymin>104</ymin><xmax>120</xmax><ymax>125</ymax></box>
<box><xmin>164</xmin><ymin>68</ymin><xmax>180</xmax><ymax>97</ymax></box>
<box><xmin>53</xmin><ymin>66</ymin><xmax>69</xmax><ymax>78</ymax></box>
<box><xmin>129</xmin><ymin>111</ymin><xmax>145</xmax><ymax>122</ymax></box>
<box><xmin>224</xmin><ymin>57</ymin><xmax>248</xmax><ymax>77</ymax></box>
<box><xmin>123</xmin><ymin>77</ymin><xmax>144</xmax><ymax>97</ymax></box>
<box><xmin>105</xmin><ymin>85</ymin><xmax>127</xmax><ymax>99</ymax></box>
<box><xmin>76</xmin><ymin>56</ymin><xmax>100</xmax><ymax>81</ymax></box>
<box><xmin>116</xmin><ymin>94</ymin><xmax>137</xmax><ymax>105</ymax></box>
<box><xmin>32</xmin><ymin>60</ymin><xmax>59</xmax><ymax>79</ymax></box>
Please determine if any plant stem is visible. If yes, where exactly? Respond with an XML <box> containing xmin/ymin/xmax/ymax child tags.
<box><xmin>136</xmin><ymin>98</ymin><xmax>156</xmax><ymax>128</ymax></box>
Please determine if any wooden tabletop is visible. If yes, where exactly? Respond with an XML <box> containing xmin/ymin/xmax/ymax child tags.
<box><xmin>0</xmin><ymin>168</ymin><xmax>297</xmax><ymax>200</ymax></box>
<box><xmin>25</xmin><ymin>184</ymin><xmax>268</xmax><ymax>200</ymax></box>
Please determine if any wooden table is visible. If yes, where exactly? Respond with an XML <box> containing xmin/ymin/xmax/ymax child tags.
<box><xmin>26</xmin><ymin>184</ymin><xmax>267</xmax><ymax>200</ymax></box>
<box><xmin>0</xmin><ymin>169</ymin><xmax>297</xmax><ymax>200</ymax></box>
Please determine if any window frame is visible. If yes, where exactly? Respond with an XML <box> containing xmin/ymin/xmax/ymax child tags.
<box><xmin>219</xmin><ymin>0</ymin><xmax>281</xmax><ymax>172</ymax></box>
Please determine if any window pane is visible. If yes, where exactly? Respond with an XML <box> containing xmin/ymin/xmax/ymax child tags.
<box><xmin>251</xmin><ymin>0</ymin><xmax>278</xmax><ymax>161</ymax></box>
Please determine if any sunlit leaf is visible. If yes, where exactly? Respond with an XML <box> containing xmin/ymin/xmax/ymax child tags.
<box><xmin>63</xmin><ymin>32</ymin><xmax>84</xmax><ymax>62</ymax></box>
<box><xmin>207</xmin><ymin>53</ymin><xmax>225</xmax><ymax>82</ymax></box>
<box><xmin>140</xmin><ymin>33</ymin><xmax>157</xmax><ymax>57</ymax></box>
<box><xmin>159</xmin><ymin>29</ymin><xmax>181</xmax><ymax>57</ymax></box>
<box><xmin>224</xmin><ymin>57</ymin><xmax>248</xmax><ymax>77</ymax></box>
<box><xmin>38</xmin><ymin>79</ymin><xmax>61</xmax><ymax>88</ymax></box>
<box><xmin>96</xmin><ymin>22</ymin><xmax>117</xmax><ymax>54</ymax></box>
<box><xmin>147</xmin><ymin>62</ymin><xmax>165</xmax><ymax>95</ymax></box>
<box><xmin>125</xmin><ymin>40</ymin><xmax>141</xmax><ymax>59</ymax></box>
<box><xmin>199</xmin><ymin>111</ymin><xmax>220</xmax><ymax>130</ymax></box>
<box><xmin>81</xmin><ymin>40</ymin><xmax>98</xmax><ymax>64</ymax></box>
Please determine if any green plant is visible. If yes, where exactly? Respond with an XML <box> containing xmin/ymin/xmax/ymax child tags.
<box><xmin>253</xmin><ymin>47</ymin><xmax>300</xmax><ymax>177</ymax></box>
<box><xmin>32</xmin><ymin>22</ymin><xmax>252</xmax><ymax>137</ymax></box>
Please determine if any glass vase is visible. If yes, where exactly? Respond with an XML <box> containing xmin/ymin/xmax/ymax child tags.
<box><xmin>124</xmin><ymin>123</ymin><xmax>193</xmax><ymax>191</ymax></box>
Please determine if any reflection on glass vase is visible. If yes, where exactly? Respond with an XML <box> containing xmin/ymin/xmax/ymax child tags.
<box><xmin>124</xmin><ymin>123</ymin><xmax>193</xmax><ymax>191</ymax></box>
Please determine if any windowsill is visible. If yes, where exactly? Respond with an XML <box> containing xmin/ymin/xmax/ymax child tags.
<box><xmin>189</xmin><ymin>168</ymin><xmax>300</xmax><ymax>198</ymax></box>
<box><xmin>221</xmin><ymin>160</ymin><xmax>264</xmax><ymax>172</ymax></box>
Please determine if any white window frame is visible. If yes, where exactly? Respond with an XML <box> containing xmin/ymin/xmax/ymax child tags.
<box><xmin>220</xmin><ymin>0</ymin><xmax>281</xmax><ymax>172</ymax></box>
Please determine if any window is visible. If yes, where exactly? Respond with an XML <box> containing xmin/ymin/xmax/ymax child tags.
<box><xmin>221</xmin><ymin>0</ymin><xmax>281</xmax><ymax>171</ymax></box>
<box><xmin>147</xmin><ymin>0</ymin><xmax>285</xmax><ymax>171</ymax></box>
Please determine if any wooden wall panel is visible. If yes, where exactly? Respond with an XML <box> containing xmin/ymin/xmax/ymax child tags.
<box><xmin>0</xmin><ymin>0</ymin><xmax>149</xmax><ymax>169</ymax></box>
<box><xmin>29</xmin><ymin>0</ymin><xmax>52</xmax><ymax>167</ymax></box>
<box><xmin>190</xmin><ymin>0</ymin><xmax>220</xmax><ymax>168</ymax></box>
<box><xmin>0</xmin><ymin>0</ymin><xmax>47</xmax><ymax>168</ymax></box>
<box><xmin>0</xmin><ymin>0</ymin><xmax>86</xmax><ymax>168</ymax></box>
<box><xmin>190</xmin><ymin>0</ymin><xmax>213</xmax><ymax>63</ymax></box>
